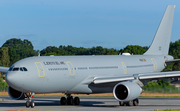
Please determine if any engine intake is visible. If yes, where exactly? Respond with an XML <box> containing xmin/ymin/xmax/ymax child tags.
<box><xmin>8</xmin><ymin>86</ymin><xmax>25</xmax><ymax>100</ymax></box>
<box><xmin>113</xmin><ymin>81</ymin><xmax>142</xmax><ymax>102</ymax></box>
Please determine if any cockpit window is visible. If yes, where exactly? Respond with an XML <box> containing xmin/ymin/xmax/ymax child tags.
<box><xmin>8</xmin><ymin>67</ymin><xmax>13</xmax><ymax>71</ymax></box>
<box><xmin>13</xmin><ymin>67</ymin><xmax>19</xmax><ymax>71</ymax></box>
<box><xmin>20</xmin><ymin>67</ymin><xmax>23</xmax><ymax>71</ymax></box>
<box><xmin>23</xmin><ymin>67</ymin><xmax>28</xmax><ymax>71</ymax></box>
<box><xmin>9</xmin><ymin>67</ymin><xmax>28</xmax><ymax>71</ymax></box>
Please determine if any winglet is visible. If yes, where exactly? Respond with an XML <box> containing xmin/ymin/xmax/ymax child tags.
<box><xmin>144</xmin><ymin>5</ymin><xmax>175</xmax><ymax>55</ymax></box>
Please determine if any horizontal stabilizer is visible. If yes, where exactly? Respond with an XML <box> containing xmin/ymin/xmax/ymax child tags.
<box><xmin>165</xmin><ymin>59</ymin><xmax>180</xmax><ymax>63</ymax></box>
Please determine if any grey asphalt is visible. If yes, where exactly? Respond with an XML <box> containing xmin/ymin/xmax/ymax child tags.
<box><xmin>0</xmin><ymin>96</ymin><xmax>180</xmax><ymax>111</ymax></box>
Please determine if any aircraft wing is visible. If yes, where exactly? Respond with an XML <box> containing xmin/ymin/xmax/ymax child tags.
<box><xmin>0</xmin><ymin>66</ymin><xmax>9</xmax><ymax>73</ymax></box>
<box><xmin>93</xmin><ymin>71</ymin><xmax>180</xmax><ymax>84</ymax></box>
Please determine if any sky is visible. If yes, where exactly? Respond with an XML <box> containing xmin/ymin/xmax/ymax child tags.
<box><xmin>0</xmin><ymin>0</ymin><xmax>180</xmax><ymax>50</ymax></box>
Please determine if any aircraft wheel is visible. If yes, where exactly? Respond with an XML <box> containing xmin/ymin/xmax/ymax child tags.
<box><xmin>119</xmin><ymin>101</ymin><xmax>124</xmax><ymax>106</ymax></box>
<box><xmin>31</xmin><ymin>101</ymin><xmax>35</xmax><ymax>108</ymax></box>
<box><xmin>26</xmin><ymin>101</ymin><xmax>30</xmax><ymax>108</ymax></box>
<box><xmin>67</xmin><ymin>96</ymin><xmax>73</xmax><ymax>105</ymax></box>
<box><xmin>74</xmin><ymin>97</ymin><xmax>80</xmax><ymax>105</ymax></box>
<box><xmin>126</xmin><ymin>100</ymin><xmax>133</xmax><ymax>106</ymax></box>
<box><xmin>133</xmin><ymin>99</ymin><xmax>139</xmax><ymax>106</ymax></box>
<box><xmin>60</xmin><ymin>97</ymin><xmax>67</xmax><ymax>105</ymax></box>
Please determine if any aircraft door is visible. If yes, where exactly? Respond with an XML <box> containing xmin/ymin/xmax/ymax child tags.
<box><xmin>66</xmin><ymin>61</ymin><xmax>75</xmax><ymax>76</ymax></box>
<box><xmin>35</xmin><ymin>62</ymin><xmax>45</xmax><ymax>77</ymax></box>
<box><xmin>151</xmin><ymin>58</ymin><xmax>157</xmax><ymax>71</ymax></box>
<box><xmin>121</xmin><ymin>62</ymin><xmax>127</xmax><ymax>74</ymax></box>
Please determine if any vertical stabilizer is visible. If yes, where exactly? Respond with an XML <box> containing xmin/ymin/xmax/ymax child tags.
<box><xmin>144</xmin><ymin>5</ymin><xmax>175</xmax><ymax>55</ymax></box>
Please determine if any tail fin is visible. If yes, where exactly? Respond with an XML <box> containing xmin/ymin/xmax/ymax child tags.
<box><xmin>143</xmin><ymin>5</ymin><xmax>175</xmax><ymax>55</ymax></box>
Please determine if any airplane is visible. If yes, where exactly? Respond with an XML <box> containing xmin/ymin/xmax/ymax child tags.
<box><xmin>1</xmin><ymin>5</ymin><xmax>179</xmax><ymax>108</ymax></box>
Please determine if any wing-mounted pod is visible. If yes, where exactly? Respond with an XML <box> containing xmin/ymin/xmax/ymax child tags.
<box><xmin>8</xmin><ymin>86</ymin><xmax>25</xmax><ymax>100</ymax></box>
<box><xmin>113</xmin><ymin>81</ymin><xmax>142</xmax><ymax>102</ymax></box>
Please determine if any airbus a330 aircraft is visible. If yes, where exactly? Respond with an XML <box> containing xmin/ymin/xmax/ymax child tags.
<box><xmin>1</xmin><ymin>5</ymin><xmax>179</xmax><ymax>108</ymax></box>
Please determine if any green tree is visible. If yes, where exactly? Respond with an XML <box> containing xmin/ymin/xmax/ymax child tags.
<box><xmin>143</xmin><ymin>46</ymin><xmax>149</xmax><ymax>51</ymax></box>
<box><xmin>164</xmin><ymin>40</ymin><xmax>180</xmax><ymax>71</ymax></box>
<box><xmin>120</xmin><ymin>45</ymin><xmax>146</xmax><ymax>55</ymax></box>
<box><xmin>89</xmin><ymin>46</ymin><xmax>106</xmax><ymax>55</ymax></box>
<box><xmin>64</xmin><ymin>45</ymin><xmax>77</xmax><ymax>55</ymax></box>
<box><xmin>8</xmin><ymin>47</ymin><xmax>20</xmax><ymax>66</ymax></box>
<box><xmin>2</xmin><ymin>38</ymin><xmax>38</xmax><ymax>59</ymax></box>
<box><xmin>105</xmin><ymin>48</ymin><xmax>118</xmax><ymax>55</ymax></box>
<box><xmin>40</xmin><ymin>46</ymin><xmax>59</xmax><ymax>55</ymax></box>
<box><xmin>75</xmin><ymin>47</ymin><xmax>89</xmax><ymax>55</ymax></box>
<box><xmin>0</xmin><ymin>47</ymin><xmax>10</xmax><ymax>67</ymax></box>
<box><xmin>169</xmin><ymin>40</ymin><xmax>180</xmax><ymax>59</ymax></box>
<box><xmin>40</xmin><ymin>45</ymin><xmax>119</xmax><ymax>56</ymax></box>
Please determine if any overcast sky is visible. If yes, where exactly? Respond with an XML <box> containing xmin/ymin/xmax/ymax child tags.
<box><xmin>0</xmin><ymin>0</ymin><xmax>179</xmax><ymax>50</ymax></box>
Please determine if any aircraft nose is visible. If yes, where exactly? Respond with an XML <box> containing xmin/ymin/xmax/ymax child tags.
<box><xmin>5</xmin><ymin>72</ymin><xmax>17</xmax><ymax>87</ymax></box>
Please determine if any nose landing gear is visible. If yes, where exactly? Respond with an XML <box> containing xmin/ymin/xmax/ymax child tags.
<box><xmin>25</xmin><ymin>92</ymin><xmax>35</xmax><ymax>108</ymax></box>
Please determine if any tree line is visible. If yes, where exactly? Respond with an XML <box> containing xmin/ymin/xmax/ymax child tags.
<box><xmin>0</xmin><ymin>38</ymin><xmax>180</xmax><ymax>71</ymax></box>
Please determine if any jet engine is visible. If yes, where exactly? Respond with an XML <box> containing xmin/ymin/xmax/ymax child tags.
<box><xmin>8</xmin><ymin>86</ymin><xmax>25</xmax><ymax>100</ymax></box>
<box><xmin>113</xmin><ymin>81</ymin><xmax>142</xmax><ymax>102</ymax></box>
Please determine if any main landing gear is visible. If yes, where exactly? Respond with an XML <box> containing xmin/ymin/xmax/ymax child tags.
<box><xmin>60</xmin><ymin>94</ymin><xmax>80</xmax><ymax>105</ymax></box>
<box><xmin>119</xmin><ymin>99</ymin><xmax>139</xmax><ymax>106</ymax></box>
<box><xmin>25</xmin><ymin>92</ymin><xmax>35</xmax><ymax>108</ymax></box>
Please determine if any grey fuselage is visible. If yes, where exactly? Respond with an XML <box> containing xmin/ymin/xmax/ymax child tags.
<box><xmin>5</xmin><ymin>55</ymin><xmax>172</xmax><ymax>94</ymax></box>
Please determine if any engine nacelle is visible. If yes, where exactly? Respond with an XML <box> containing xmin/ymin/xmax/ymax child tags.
<box><xmin>8</xmin><ymin>86</ymin><xmax>25</xmax><ymax>100</ymax></box>
<box><xmin>113</xmin><ymin>81</ymin><xmax>142</xmax><ymax>102</ymax></box>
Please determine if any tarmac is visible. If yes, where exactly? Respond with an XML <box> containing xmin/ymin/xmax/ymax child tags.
<box><xmin>0</xmin><ymin>96</ymin><xmax>180</xmax><ymax>111</ymax></box>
